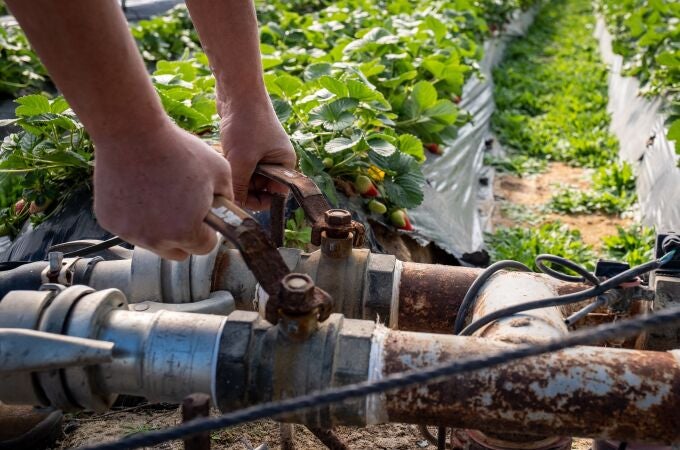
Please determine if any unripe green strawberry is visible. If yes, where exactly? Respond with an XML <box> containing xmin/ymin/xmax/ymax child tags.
<box><xmin>390</xmin><ymin>209</ymin><xmax>414</xmax><ymax>231</ymax></box>
<box><xmin>355</xmin><ymin>175</ymin><xmax>379</xmax><ymax>197</ymax></box>
<box><xmin>322</xmin><ymin>157</ymin><xmax>334</xmax><ymax>169</ymax></box>
<box><xmin>368</xmin><ymin>199</ymin><xmax>387</xmax><ymax>215</ymax></box>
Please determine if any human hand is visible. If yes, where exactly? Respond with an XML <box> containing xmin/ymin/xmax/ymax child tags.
<box><xmin>94</xmin><ymin>122</ymin><xmax>233</xmax><ymax>260</ymax></box>
<box><xmin>219</xmin><ymin>102</ymin><xmax>296</xmax><ymax>210</ymax></box>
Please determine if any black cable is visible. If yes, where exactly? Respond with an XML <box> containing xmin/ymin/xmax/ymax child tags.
<box><xmin>0</xmin><ymin>261</ymin><xmax>33</xmax><ymax>271</ymax></box>
<box><xmin>535</xmin><ymin>254</ymin><xmax>599</xmax><ymax>285</ymax></box>
<box><xmin>56</xmin><ymin>236</ymin><xmax>125</xmax><ymax>258</ymax></box>
<box><xmin>459</xmin><ymin>253</ymin><xmax>674</xmax><ymax>336</ymax></box>
<box><xmin>453</xmin><ymin>260</ymin><xmax>531</xmax><ymax>334</ymax></box>
<box><xmin>78</xmin><ymin>305</ymin><xmax>680</xmax><ymax>450</ymax></box>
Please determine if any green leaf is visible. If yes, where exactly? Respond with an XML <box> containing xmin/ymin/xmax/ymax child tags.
<box><xmin>50</xmin><ymin>97</ymin><xmax>70</xmax><ymax>114</ymax></box>
<box><xmin>275</xmin><ymin>75</ymin><xmax>304</xmax><ymax>97</ymax></box>
<box><xmin>309</xmin><ymin>98</ymin><xmax>358</xmax><ymax>131</ymax></box>
<box><xmin>425</xmin><ymin>100</ymin><xmax>458</xmax><ymax>124</ymax></box>
<box><xmin>367</xmin><ymin>137</ymin><xmax>396</xmax><ymax>156</ymax></box>
<box><xmin>304</xmin><ymin>63</ymin><xmax>332</xmax><ymax>81</ymax></box>
<box><xmin>369</xmin><ymin>151</ymin><xmax>424</xmax><ymax>208</ymax></box>
<box><xmin>668</xmin><ymin>118</ymin><xmax>680</xmax><ymax>142</ymax></box>
<box><xmin>411</xmin><ymin>81</ymin><xmax>437</xmax><ymax>112</ymax></box>
<box><xmin>346</xmin><ymin>79</ymin><xmax>377</xmax><ymax>101</ymax></box>
<box><xmin>398</xmin><ymin>134</ymin><xmax>425</xmax><ymax>162</ymax></box>
<box><xmin>15</xmin><ymin>95</ymin><xmax>51</xmax><ymax>117</ymax></box>
<box><xmin>319</xmin><ymin>76</ymin><xmax>349</xmax><ymax>98</ymax></box>
<box><xmin>272</xmin><ymin>98</ymin><xmax>292</xmax><ymax>123</ymax></box>
<box><xmin>325</xmin><ymin>135</ymin><xmax>361</xmax><ymax>153</ymax></box>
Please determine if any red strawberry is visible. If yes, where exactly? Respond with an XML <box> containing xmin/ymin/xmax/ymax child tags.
<box><xmin>355</xmin><ymin>175</ymin><xmax>379</xmax><ymax>197</ymax></box>
<box><xmin>390</xmin><ymin>209</ymin><xmax>414</xmax><ymax>231</ymax></box>
<box><xmin>14</xmin><ymin>199</ymin><xmax>26</xmax><ymax>215</ymax></box>
<box><xmin>424</xmin><ymin>143</ymin><xmax>443</xmax><ymax>155</ymax></box>
<box><xmin>368</xmin><ymin>199</ymin><xmax>387</xmax><ymax>215</ymax></box>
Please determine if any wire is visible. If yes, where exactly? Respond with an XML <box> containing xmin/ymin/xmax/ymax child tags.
<box><xmin>535</xmin><ymin>254</ymin><xmax>600</xmax><ymax>285</ymax></box>
<box><xmin>55</xmin><ymin>236</ymin><xmax>125</xmax><ymax>258</ymax></box>
<box><xmin>459</xmin><ymin>252</ymin><xmax>675</xmax><ymax>336</ymax></box>
<box><xmin>453</xmin><ymin>260</ymin><xmax>531</xmax><ymax>334</ymax></box>
<box><xmin>78</xmin><ymin>304</ymin><xmax>680</xmax><ymax>450</ymax></box>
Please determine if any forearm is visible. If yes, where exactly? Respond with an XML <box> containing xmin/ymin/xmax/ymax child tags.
<box><xmin>184</xmin><ymin>0</ymin><xmax>270</xmax><ymax>115</ymax></box>
<box><xmin>5</xmin><ymin>0</ymin><xmax>170</xmax><ymax>146</ymax></box>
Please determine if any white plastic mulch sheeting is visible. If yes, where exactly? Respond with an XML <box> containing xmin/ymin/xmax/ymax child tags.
<box><xmin>408</xmin><ymin>8</ymin><xmax>537</xmax><ymax>258</ymax></box>
<box><xmin>595</xmin><ymin>18</ymin><xmax>680</xmax><ymax>232</ymax></box>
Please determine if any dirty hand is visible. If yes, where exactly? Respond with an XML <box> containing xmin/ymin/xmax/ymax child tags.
<box><xmin>94</xmin><ymin>122</ymin><xmax>234</xmax><ymax>261</ymax></box>
<box><xmin>219</xmin><ymin>102</ymin><xmax>296</xmax><ymax>210</ymax></box>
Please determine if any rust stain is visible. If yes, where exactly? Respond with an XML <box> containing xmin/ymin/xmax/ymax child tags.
<box><xmin>397</xmin><ymin>263</ymin><xmax>480</xmax><ymax>333</ymax></box>
<box><xmin>381</xmin><ymin>332</ymin><xmax>680</xmax><ymax>443</ymax></box>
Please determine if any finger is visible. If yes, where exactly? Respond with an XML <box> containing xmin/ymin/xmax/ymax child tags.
<box><xmin>228</xmin><ymin>160</ymin><xmax>255</xmax><ymax>207</ymax></box>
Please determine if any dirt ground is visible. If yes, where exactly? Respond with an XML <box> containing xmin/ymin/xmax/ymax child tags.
<box><xmin>58</xmin><ymin>403</ymin><xmax>594</xmax><ymax>449</ymax></box>
<box><xmin>492</xmin><ymin>162</ymin><xmax>631</xmax><ymax>249</ymax></box>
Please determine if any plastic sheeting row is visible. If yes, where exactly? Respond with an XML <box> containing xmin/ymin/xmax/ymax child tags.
<box><xmin>594</xmin><ymin>18</ymin><xmax>680</xmax><ymax>232</ymax></box>
<box><xmin>408</xmin><ymin>8</ymin><xmax>537</xmax><ymax>258</ymax></box>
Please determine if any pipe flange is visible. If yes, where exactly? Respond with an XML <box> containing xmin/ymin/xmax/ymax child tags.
<box><xmin>63</xmin><ymin>289</ymin><xmax>128</xmax><ymax>411</ymax></box>
<box><xmin>37</xmin><ymin>285</ymin><xmax>95</xmax><ymax>411</ymax></box>
<box><xmin>130</xmin><ymin>247</ymin><xmax>162</xmax><ymax>302</ymax></box>
<box><xmin>0</xmin><ymin>289</ymin><xmax>58</xmax><ymax>406</ymax></box>
<box><xmin>161</xmin><ymin>257</ymin><xmax>191</xmax><ymax>303</ymax></box>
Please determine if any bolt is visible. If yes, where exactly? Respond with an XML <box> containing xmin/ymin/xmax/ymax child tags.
<box><xmin>48</xmin><ymin>252</ymin><xmax>63</xmax><ymax>275</ymax></box>
<box><xmin>280</xmin><ymin>273</ymin><xmax>315</xmax><ymax>308</ymax></box>
<box><xmin>325</xmin><ymin>209</ymin><xmax>352</xmax><ymax>227</ymax></box>
<box><xmin>662</xmin><ymin>235</ymin><xmax>680</xmax><ymax>256</ymax></box>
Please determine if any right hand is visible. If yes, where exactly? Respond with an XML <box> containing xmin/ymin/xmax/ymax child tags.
<box><xmin>93</xmin><ymin>122</ymin><xmax>233</xmax><ymax>260</ymax></box>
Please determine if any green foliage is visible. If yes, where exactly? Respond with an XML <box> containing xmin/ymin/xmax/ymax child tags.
<box><xmin>548</xmin><ymin>162</ymin><xmax>637</xmax><ymax>215</ymax></box>
<box><xmin>597</xmin><ymin>0</ymin><xmax>680</xmax><ymax>153</ymax></box>
<box><xmin>151</xmin><ymin>53</ymin><xmax>218</xmax><ymax>134</ymax></box>
<box><xmin>492</xmin><ymin>0</ymin><xmax>619</xmax><ymax>168</ymax></box>
<box><xmin>0</xmin><ymin>94</ymin><xmax>94</xmax><ymax>235</ymax></box>
<box><xmin>0</xmin><ymin>26</ymin><xmax>47</xmax><ymax>97</ymax></box>
<box><xmin>284</xmin><ymin>208</ymin><xmax>312</xmax><ymax>249</ymax></box>
<box><xmin>602</xmin><ymin>224</ymin><xmax>656</xmax><ymax>267</ymax></box>
<box><xmin>131</xmin><ymin>5</ymin><xmax>201</xmax><ymax>63</ymax></box>
<box><xmin>485</xmin><ymin>222</ymin><xmax>597</xmax><ymax>271</ymax></box>
<box><xmin>484</xmin><ymin>154</ymin><xmax>547</xmax><ymax>176</ymax></box>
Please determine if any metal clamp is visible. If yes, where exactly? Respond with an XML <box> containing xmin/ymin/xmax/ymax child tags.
<box><xmin>205</xmin><ymin>196</ymin><xmax>332</xmax><ymax>326</ymax></box>
<box><xmin>255</xmin><ymin>165</ymin><xmax>365</xmax><ymax>247</ymax></box>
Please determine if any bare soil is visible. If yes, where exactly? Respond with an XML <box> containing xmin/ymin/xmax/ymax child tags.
<box><xmin>58</xmin><ymin>405</ymin><xmax>594</xmax><ymax>449</ymax></box>
<box><xmin>492</xmin><ymin>162</ymin><xmax>631</xmax><ymax>249</ymax></box>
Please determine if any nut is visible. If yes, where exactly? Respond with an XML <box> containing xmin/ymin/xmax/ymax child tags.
<box><xmin>280</xmin><ymin>273</ymin><xmax>315</xmax><ymax>308</ymax></box>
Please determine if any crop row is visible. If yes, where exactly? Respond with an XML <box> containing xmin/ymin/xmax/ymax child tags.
<box><xmin>597</xmin><ymin>0</ymin><xmax>679</xmax><ymax>153</ymax></box>
<box><xmin>0</xmin><ymin>0</ymin><xmax>537</xmax><ymax>235</ymax></box>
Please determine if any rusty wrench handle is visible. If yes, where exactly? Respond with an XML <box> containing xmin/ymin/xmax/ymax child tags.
<box><xmin>205</xmin><ymin>196</ymin><xmax>291</xmax><ymax>298</ymax></box>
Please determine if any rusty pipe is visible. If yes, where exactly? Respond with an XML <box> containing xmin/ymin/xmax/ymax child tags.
<box><xmin>462</xmin><ymin>270</ymin><xmax>570</xmax><ymax>448</ymax></box>
<box><xmin>379</xmin><ymin>330</ymin><xmax>680</xmax><ymax>444</ymax></box>
<box><xmin>212</xmin><ymin>247</ymin><xmax>592</xmax><ymax>334</ymax></box>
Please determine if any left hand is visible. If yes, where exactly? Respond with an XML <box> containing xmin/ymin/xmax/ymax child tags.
<box><xmin>219</xmin><ymin>103</ymin><xmax>296</xmax><ymax>210</ymax></box>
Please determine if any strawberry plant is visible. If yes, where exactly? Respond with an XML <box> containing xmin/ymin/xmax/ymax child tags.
<box><xmin>0</xmin><ymin>26</ymin><xmax>47</xmax><ymax>97</ymax></box>
<box><xmin>131</xmin><ymin>5</ymin><xmax>201</xmax><ymax>63</ymax></box>
<box><xmin>0</xmin><ymin>94</ymin><xmax>94</xmax><ymax>236</ymax></box>
<box><xmin>597</xmin><ymin>0</ymin><xmax>679</xmax><ymax>153</ymax></box>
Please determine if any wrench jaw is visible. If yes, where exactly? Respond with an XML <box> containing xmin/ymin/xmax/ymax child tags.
<box><xmin>205</xmin><ymin>195</ymin><xmax>334</xmax><ymax>334</ymax></box>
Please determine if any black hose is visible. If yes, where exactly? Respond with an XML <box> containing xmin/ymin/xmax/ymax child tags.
<box><xmin>535</xmin><ymin>254</ymin><xmax>599</xmax><ymax>285</ymax></box>
<box><xmin>459</xmin><ymin>254</ymin><xmax>672</xmax><ymax>336</ymax></box>
<box><xmin>453</xmin><ymin>260</ymin><xmax>531</xmax><ymax>334</ymax></box>
<box><xmin>59</xmin><ymin>236</ymin><xmax>126</xmax><ymax>258</ymax></box>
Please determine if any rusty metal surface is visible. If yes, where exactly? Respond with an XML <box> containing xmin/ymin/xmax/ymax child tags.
<box><xmin>381</xmin><ymin>331</ymin><xmax>680</xmax><ymax>443</ymax></box>
<box><xmin>270</xmin><ymin>193</ymin><xmax>287</xmax><ymax>248</ymax></box>
<box><xmin>182</xmin><ymin>393</ymin><xmax>211</xmax><ymax>450</ymax></box>
<box><xmin>397</xmin><ymin>263</ymin><xmax>480</xmax><ymax>333</ymax></box>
